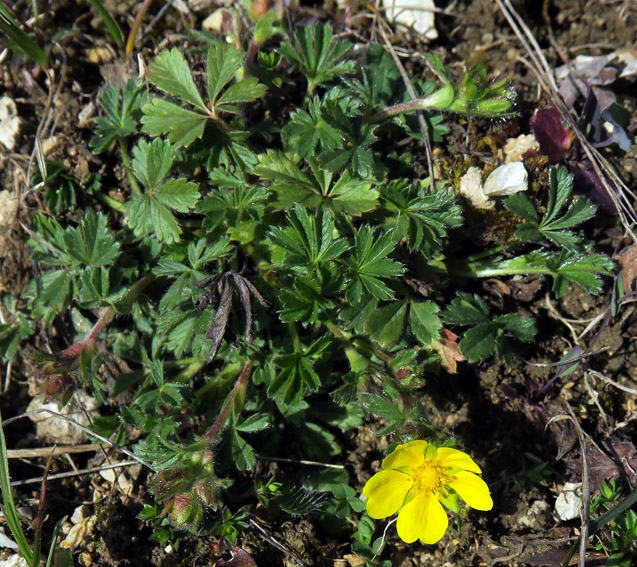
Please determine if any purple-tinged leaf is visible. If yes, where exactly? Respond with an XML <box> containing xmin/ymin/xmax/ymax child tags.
<box><xmin>530</xmin><ymin>108</ymin><xmax>573</xmax><ymax>164</ymax></box>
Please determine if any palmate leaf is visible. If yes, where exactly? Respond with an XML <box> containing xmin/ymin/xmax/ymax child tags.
<box><xmin>345</xmin><ymin>226</ymin><xmax>402</xmax><ymax>302</ymax></box>
<box><xmin>255</xmin><ymin>150</ymin><xmax>318</xmax><ymax>208</ymax></box>
<box><xmin>316</xmin><ymin>97</ymin><xmax>377</xmax><ymax>176</ymax></box>
<box><xmin>0</xmin><ymin>297</ymin><xmax>33</xmax><ymax>362</ymax></box>
<box><xmin>278</xmin><ymin>22</ymin><xmax>354</xmax><ymax>93</ymax></box>
<box><xmin>364</xmin><ymin>300</ymin><xmax>407</xmax><ymax>347</ymax></box>
<box><xmin>443</xmin><ymin>293</ymin><xmax>536</xmax><ymax>362</ymax></box>
<box><xmin>278</xmin><ymin>269</ymin><xmax>340</xmax><ymax>326</ymax></box>
<box><xmin>141</xmin><ymin>99</ymin><xmax>207</xmax><ymax>148</ymax></box>
<box><xmin>148</xmin><ymin>48</ymin><xmax>206</xmax><ymax>110</ymax></box>
<box><xmin>268</xmin><ymin>207</ymin><xmax>349</xmax><ymax>271</ymax></box>
<box><xmin>505</xmin><ymin>166</ymin><xmax>596</xmax><ymax>250</ymax></box>
<box><xmin>281</xmin><ymin>95</ymin><xmax>343</xmax><ymax>159</ymax></box>
<box><xmin>409</xmin><ymin>300</ymin><xmax>442</xmax><ymax>344</ymax></box>
<box><xmin>267</xmin><ymin>337</ymin><xmax>331</xmax><ymax>405</ymax></box>
<box><xmin>25</xmin><ymin>269</ymin><xmax>72</xmax><ymax>325</ymax></box>
<box><xmin>129</xmin><ymin>139</ymin><xmax>200</xmax><ymax>243</ymax></box>
<box><xmin>324</xmin><ymin>171</ymin><xmax>378</xmax><ymax>215</ymax></box>
<box><xmin>382</xmin><ymin>180</ymin><xmax>462</xmax><ymax>256</ymax></box>
<box><xmin>207</xmin><ymin>43</ymin><xmax>245</xmax><ymax>105</ymax></box>
<box><xmin>28</xmin><ymin>210</ymin><xmax>119</xmax><ymax>269</ymax></box>
<box><xmin>91</xmin><ymin>80</ymin><xmax>146</xmax><ymax>153</ymax></box>
<box><xmin>132</xmin><ymin>139</ymin><xmax>174</xmax><ymax>188</ymax></box>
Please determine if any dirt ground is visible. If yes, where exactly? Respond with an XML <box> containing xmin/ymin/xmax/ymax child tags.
<box><xmin>1</xmin><ymin>1</ymin><xmax>636</xmax><ymax>566</ymax></box>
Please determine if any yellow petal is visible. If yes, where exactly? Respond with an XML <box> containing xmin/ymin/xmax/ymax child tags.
<box><xmin>449</xmin><ymin>470</ymin><xmax>493</xmax><ymax>510</ymax></box>
<box><xmin>363</xmin><ymin>470</ymin><xmax>413</xmax><ymax>519</ymax></box>
<box><xmin>382</xmin><ymin>440</ymin><xmax>428</xmax><ymax>470</ymax></box>
<box><xmin>436</xmin><ymin>447</ymin><xmax>482</xmax><ymax>473</ymax></box>
<box><xmin>396</xmin><ymin>491</ymin><xmax>448</xmax><ymax>544</ymax></box>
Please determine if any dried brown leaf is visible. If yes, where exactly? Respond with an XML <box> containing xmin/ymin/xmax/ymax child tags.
<box><xmin>616</xmin><ymin>244</ymin><xmax>637</xmax><ymax>292</ymax></box>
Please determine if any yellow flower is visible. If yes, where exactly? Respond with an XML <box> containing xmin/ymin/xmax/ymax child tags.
<box><xmin>362</xmin><ymin>440</ymin><xmax>493</xmax><ymax>544</ymax></box>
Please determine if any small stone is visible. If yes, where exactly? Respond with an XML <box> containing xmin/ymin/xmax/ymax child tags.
<box><xmin>554</xmin><ymin>482</ymin><xmax>582</xmax><ymax>522</ymax></box>
<box><xmin>0</xmin><ymin>96</ymin><xmax>21</xmax><ymax>151</ymax></box>
<box><xmin>382</xmin><ymin>0</ymin><xmax>438</xmax><ymax>40</ymax></box>
<box><xmin>202</xmin><ymin>10</ymin><xmax>224</xmax><ymax>32</ymax></box>
<box><xmin>503</xmin><ymin>134</ymin><xmax>538</xmax><ymax>163</ymax></box>
<box><xmin>27</xmin><ymin>391</ymin><xmax>99</xmax><ymax>444</ymax></box>
<box><xmin>71</xmin><ymin>505</ymin><xmax>91</xmax><ymax>525</ymax></box>
<box><xmin>0</xmin><ymin>527</ymin><xmax>18</xmax><ymax>550</ymax></box>
<box><xmin>0</xmin><ymin>555</ymin><xmax>29</xmax><ymax>567</ymax></box>
<box><xmin>459</xmin><ymin>166</ymin><xmax>492</xmax><ymax>210</ymax></box>
<box><xmin>99</xmin><ymin>467</ymin><xmax>135</xmax><ymax>495</ymax></box>
<box><xmin>518</xmin><ymin>499</ymin><xmax>551</xmax><ymax>528</ymax></box>
<box><xmin>60</xmin><ymin>515</ymin><xmax>97</xmax><ymax>550</ymax></box>
<box><xmin>483</xmin><ymin>162</ymin><xmax>528</xmax><ymax>197</ymax></box>
<box><xmin>343</xmin><ymin>554</ymin><xmax>366</xmax><ymax>567</ymax></box>
<box><xmin>0</xmin><ymin>190</ymin><xmax>19</xmax><ymax>242</ymax></box>
<box><xmin>78</xmin><ymin>102</ymin><xmax>96</xmax><ymax>127</ymax></box>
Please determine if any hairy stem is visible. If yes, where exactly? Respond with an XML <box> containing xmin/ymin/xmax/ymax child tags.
<box><xmin>202</xmin><ymin>361</ymin><xmax>253</xmax><ymax>445</ymax></box>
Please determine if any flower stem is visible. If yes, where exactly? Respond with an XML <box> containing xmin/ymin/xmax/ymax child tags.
<box><xmin>202</xmin><ymin>361</ymin><xmax>253</xmax><ymax>446</ymax></box>
<box><xmin>119</xmin><ymin>138</ymin><xmax>142</xmax><ymax>195</ymax></box>
<box><xmin>367</xmin><ymin>84</ymin><xmax>455</xmax><ymax>124</ymax></box>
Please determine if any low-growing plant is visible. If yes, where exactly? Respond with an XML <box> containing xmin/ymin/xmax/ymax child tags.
<box><xmin>2</xmin><ymin>16</ymin><xmax>617</xmax><ymax>562</ymax></box>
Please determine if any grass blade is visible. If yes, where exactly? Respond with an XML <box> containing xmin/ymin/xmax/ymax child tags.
<box><xmin>84</xmin><ymin>0</ymin><xmax>124</xmax><ymax>44</ymax></box>
<box><xmin>0</xmin><ymin>5</ymin><xmax>47</xmax><ymax>65</ymax></box>
<box><xmin>0</xmin><ymin>408</ymin><xmax>33</xmax><ymax>564</ymax></box>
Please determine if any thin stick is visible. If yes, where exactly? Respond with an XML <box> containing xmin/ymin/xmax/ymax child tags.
<box><xmin>2</xmin><ymin>410</ymin><xmax>154</xmax><ymax>471</ymax></box>
<box><xmin>257</xmin><ymin>456</ymin><xmax>346</xmax><ymax>470</ymax></box>
<box><xmin>6</xmin><ymin>444</ymin><xmax>101</xmax><ymax>459</ymax></box>
<box><xmin>376</xmin><ymin>24</ymin><xmax>435</xmax><ymax>186</ymax></box>
<box><xmin>10</xmin><ymin>460</ymin><xmax>138</xmax><ymax>487</ymax></box>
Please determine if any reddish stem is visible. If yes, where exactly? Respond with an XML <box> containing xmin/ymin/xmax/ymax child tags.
<box><xmin>202</xmin><ymin>361</ymin><xmax>253</xmax><ymax>445</ymax></box>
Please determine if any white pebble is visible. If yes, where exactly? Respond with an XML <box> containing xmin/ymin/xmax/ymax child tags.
<box><xmin>483</xmin><ymin>162</ymin><xmax>528</xmax><ymax>196</ymax></box>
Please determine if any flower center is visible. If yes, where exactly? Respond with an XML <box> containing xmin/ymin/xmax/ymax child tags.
<box><xmin>412</xmin><ymin>461</ymin><xmax>447</xmax><ymax>495</ymax></box>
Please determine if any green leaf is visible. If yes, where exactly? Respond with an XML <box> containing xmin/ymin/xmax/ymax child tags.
<box><xmin>278</xmin><ymin>22</ymin><xmax>354</xmax><ymax>93</ymax></box>
<box><xmin>26</xmin><ymin>269</ymin><xmax>72</xmax><ymax>324</ymax></box>
<box><xmin>155</xmin><ymin>179</ymin><xmax>200</xmax><ymax>212</ymax></box>
<box><xmin>0</xmin><ymin>312</ymin><xmax>33</xmax><ymax>363</ymax></box>
<box><xmin>132</xmin><ymin>138</ymin><xmax>174</xmax><ymax>188</ymax></box>
<box><xmin>551</xmin><ymin>251</ymin><xmax>614</xmax><ymax>296</ymax></box>
<box><xmin>231</xmin><ymin>430</ymin><xmax>256</xmax><ymax>471</ymax></box>
<box><xmin>141</xmin><ymin>98</ymin><xmax>207</xmax><ymax>148</ymax></box>
<box><xmin>148</xmin><ymin>48</ymin><xmax>206</xmax><ymax>110</ymax></box>
<box><xmin>235</xmin><ymin>413</ymin><xmax>270</xmax><ymax>433</ymax></box>
<box><xmin>324</xmin><ymin>170</ymin><xmax>378</xmax><ymax>215</ymax></box>
<box><xmin>206</xmin><ymin>43</ymin><xmax>245</xmax><ymax>105</ymax></box>
<box><xmin>442</xmin><ymin>293</ymin><xmax>490</xmax><ymax>326</ymax></box>
<box><xmin>506</xmin><ymin>166</ymin><xmax>597</xmax><ymax>251</ymax></box>
<box><xmin>364</xmin><ymin>300</ymin><xmax>407</xmax><ymax>347</ymax></box>
<box><xmin>409</xmin><ymin>300</ymin><xmax>441</xmax><ymax>344</ymax></box>
<box><xmin>62</xmin><ymin>210</ymin><xmax>120</xmax><ymax>267</ymax></box>
<box><xmin>544</xmin><ymin>166</ymin><xmax>572</xmax><ymax>225</ymax></box>
<box><xmin>458</xmin><ymin>323</ymin><xmax>497</xmax><ymax>362</ymax></box>
<box><xmin>268</xmin><ymin>207</ymin><xmax>349</xmax><ymax>270</ymax></box>
<box><xmin>0</xmin><ymin>6</ymin><xmax>46</xmax><ymax>65</ymax></box>
<box><xmin>91</xmin><ymin>81</ymin><xmax>146</xmax><ymax>153</ymax></box>
<box><xmin>504</xmin><ymin>192</ymin><xmax>538</xmax><ymax>223</ymax></box>
<box><xmin>255</xmin><ymin>150</ymin><xmax>317</xmax><ymax>208</ymax></box>
<box><xmin>216</xmin><ymin>77</ymin><xmax>267</xmax><ymax>109</ymax></box>
<box><xmin>346</xmin><ymin>226</ymin><xmax>402</xmax><ymax>302</ymax></box>
<box><xmin>281</xmin><ymin>95</ymin><xmax>342</xmax><ymax>159</ymax></box>
<box><xmin>382</xmin><ymin>180</ymin><xmax>462</xmax><ymax>256</ymax></box>
<box><xmin>494</xmin><ymin>313</ymin><xmax>537</xmax><ymax>342</ymax></box>
<box><xmin>128</xmin><ymin>192</ymin><xmax>182</xmax><ymax>244</ymax></box>
<box><xmin>360</xmin><ymin>393</ymin><xmax>404</xmax><ymax>423</ymax></box>
<box><xmin>278</xmin><ymin>271</ymin><xmax>339</xmax><ymax>325</ymax></box>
